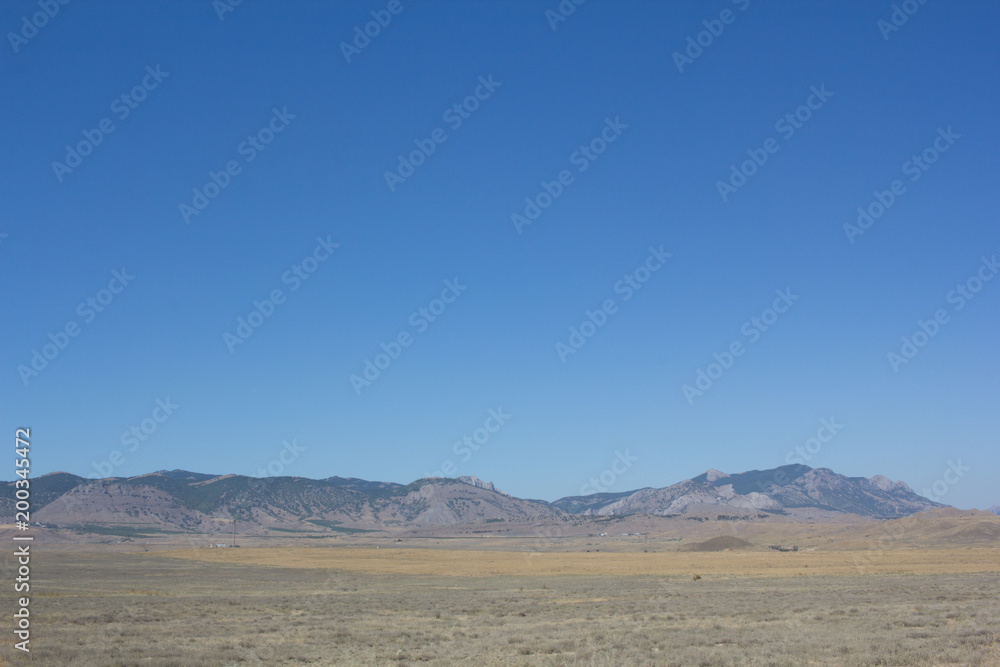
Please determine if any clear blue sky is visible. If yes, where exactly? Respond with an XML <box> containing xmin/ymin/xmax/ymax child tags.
<box><xmin>3</xmin><ymin>1</ymin><xmax>997</xmax><ymax>509</ymax></box>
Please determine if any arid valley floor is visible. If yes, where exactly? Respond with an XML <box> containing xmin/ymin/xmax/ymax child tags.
<box><xmin>2</xmin><ymin>511</ymin><xmax>999</xmax><ymax>666</ymax></box>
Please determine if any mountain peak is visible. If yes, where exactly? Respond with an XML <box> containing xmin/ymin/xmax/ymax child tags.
<box><xmin>868</xmin><ymin>474</ymin><xmax>912</xmax><ymax>493</ymax></box>
<box><xmin>869</xmin><ymin>474</ymin><xmax>894</xmax><ymax>490</ymax></box>
<box><xmin>691</xmin><ymin>468</ymin><xmax>731</xmax><ymax>483</ymax></box>
<box><xmin>153</xmin><ymin>469</ymin><xmax>219</xmax><ymax>482</ymax></box>
<box><xmin>558</xmin><ymin>464</ymin><xmax>943</xmax><ymax>519</ymax></box>
<box><xmin>455</xmin><ymin>475</ymin><xmax>508</xmax><ymax>496</ymax></box>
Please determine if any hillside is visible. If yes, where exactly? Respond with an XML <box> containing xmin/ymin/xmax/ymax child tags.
<box><xmin>0</xmin><ymin>472</ymin><xmax>557</xmax><ymax>534</ymax></box>
<box><xmin>553</xmin><ymin>465</ymin><xmax>944</xmax><ymax>519</ymax></box>
<box><xmin>0</xmin><ymin>465</ymin><xmax>949</xmax><ymax>536</ymax></box>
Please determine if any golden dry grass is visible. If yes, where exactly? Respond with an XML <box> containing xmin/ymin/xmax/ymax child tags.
<box><xmin>158</xmin><ymin>545</ymin><xmax>1000</xmax><ymax>578</ymax></box>
<box><xmin>3</xmin><ymin>549</ymin><xmax>999</xmax><ymax>665</ymax></box>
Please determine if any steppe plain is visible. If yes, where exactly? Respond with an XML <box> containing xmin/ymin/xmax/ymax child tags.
<box><xmin>2</xmin><ymin>511</ymin><xmax>999</xmax><ymax>666</ymax></box>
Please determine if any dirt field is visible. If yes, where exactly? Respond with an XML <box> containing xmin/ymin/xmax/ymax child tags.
<box><xmin>2</xmin><ymin>547</ymin><xmax>999</xmax><ymax>666</ymax></box>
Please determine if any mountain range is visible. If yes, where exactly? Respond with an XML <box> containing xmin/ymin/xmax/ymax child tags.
<box><xmin>1</xmin><ymin>465</ymin><xmax>954</xmax><ymax>536</ymax></box>
<box><xmin>552</xmin><ymin>464</ymin><xmax>942</xmax><ymax>519</ymax></box>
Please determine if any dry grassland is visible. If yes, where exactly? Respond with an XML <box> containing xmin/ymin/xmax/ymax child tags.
<box><xmin>1</xmin><ymin>547</ymin><xmax>998</xmax><ymax>666</ymax></box>
<box><xmin>160</xmin><ymin>545</ymin><xmax>1000</xmax><ymax>578</ymax></box>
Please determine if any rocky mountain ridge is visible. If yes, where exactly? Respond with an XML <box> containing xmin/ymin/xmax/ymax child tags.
<box><xmin>1</xmin><ymin>465</ymin><xmax>949</xmax><ymax>534</ymax></box>
<box><xmin>553</xmin><ymin>465</ymin><xmax>945</xmax><ymax>519</ymax></box>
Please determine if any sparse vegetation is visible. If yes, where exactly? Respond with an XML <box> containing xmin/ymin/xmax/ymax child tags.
<box><xmin>2</xmin><ymin>547</ymin><xmax>997</xmax><ymax>665</ymax></box>
<box><xmin>305</xmin><ymin>519</ymin><xmax>377</xmax><ymax>533</ymax></box>
<box><xmin>65</xmin><ymin>524</ymin><xmax>178</xmax><ymax>538</ymax></box>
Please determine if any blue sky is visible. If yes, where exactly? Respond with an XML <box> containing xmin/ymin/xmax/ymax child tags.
<box><xmin>2</xmin><ymin>0</ymin><xmax>997</xmax><ymax>509</ymax></box>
